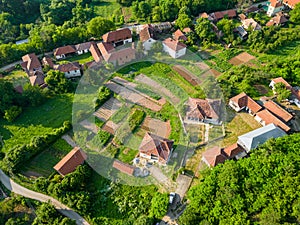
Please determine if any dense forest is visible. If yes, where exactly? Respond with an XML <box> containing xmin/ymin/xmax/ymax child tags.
<box><xmin>179</xmin><ymin>133</ymin><xmax>300</xmax><ymax>225</ymax></box>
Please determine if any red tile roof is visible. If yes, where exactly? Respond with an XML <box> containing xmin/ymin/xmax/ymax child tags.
<box><xmin>266</xmin><ymin>13</ymin><xmax>288</xmax><ymax>26</ymax></box>
<box><xmin>53</xmin><ymin>147</ymin><xmax>87</xmax><ymax>176</ymax></box>
<box><xmin>42</xmin><ymin>57</ymin><xmax>54</xmax><ymax>68</ymax></box>
<box><xmin>183</xmin><ymin>27</ymin><xmax>192</xmax><ymax>33</ymax></box>
<box><xmin>139</xmin><ymin>24</ymin><xmax>155</xmax><ymax>42</ymax></box>
<box><xmin>263</xmin><ymin>100</ymin><xmax>293</xmax><ymax>123</ymax></box>
<box><xmin>271</xmin><ymin>77</ymin><xmax>292</xmax><ymax>89</ymax></box>
<box><xmin>75</xmin><ymin>42</ymin><xmax>92</xmax><ymax>51</ymax></box>
<box><xmin>270</xmin><ymin>0</ymin><xmax>284</xmax><ymax>7</ymax></box>
<box><xmin>112</xmin><ymin>160</ymin><xmax>135</xmax><ymax>176</ymax></box>
<box><xmin>223</xmin><ymin>143</ymin><xmax>244</xmax><ymax>159</ymax></box>
<box><xmin>102</xmin><ymin>28</ymin><xmax>132</xmax><ymax>43</ymax></box>
<box><xmin>211</xmin><ymin>9</ymin><xmax>237</xmax><ymax>20</ymax></box>
<box><xmin>54</xmin><ymin>62</ymin><xmax>81</xmax><ymax>73</ymax></box>
<box><xmin>98</xmin><ymin>42</ymin><xmax>115</xmax><ymax>56</ymax></box>
<box><xmin>186</xmin><ymin>97</ymin><xmax>221</xmax><ymax>121</ymax></box>
<box><xmin>29</xmin><ymin>72</ymin><xmax>45</xmax><ymax>86</ymax></box>
<box><xmin>139</xmin><ymin>132</ymin><xmax>173</xmax><ymax>164</ymax></box>
<box><xmin>200</xmin><ymin>12</ymin><xmax>210</xmax><ymax>19</ymax></box>
<box><xmin>89</xmin><ymin>42</ymin><xmax>102</xmax><ymax>63</ymax></box>
<box><xmin>54</xmin><ymin>45</ymin><xmax>76</xmax><ymax>56</ymax></box>
<box><xmin>283</xmin><ymin>0</ymin><xmax>300</xmax><ymax>8</ymax></box>
<box><xmin>202</xmin><ymin>146</ymin><xmax>227</xmax><ymax>167</ymax></box>
<box><xmin>21</xmin><ymin>53</ymin><xmax>42</xmax><ymax>75</ymax></box>
<box><xmin>163</xmin><ymin>38</ymin><xmax>186</xmax><ymax>51</ymax></box>
<box><xmin>230</xmin><ymin>92</ymin><xmax>263</xmax><ymax>113</ymax></box>
<box><xmin>173</xmin><ymin>29</ymin><xmax>187</xmax><ymax>41</ymax></box>
<box><xmin>256</xmin><ymin>109</ymin><xmax>290</xmax><ymax>132</ymax></box>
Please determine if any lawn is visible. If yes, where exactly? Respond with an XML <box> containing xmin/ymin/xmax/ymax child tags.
<box><xmin>3</xmin><ymin>69</ymin><xmax>29</xmax><ymax>87</ymax></box>
<box><xmin>23</xmin><ymin>139</ymin><xmax>73</xmax><ymax>177</ymax></box>
<box><xmin>66</xmin><ymin>53</ymin><xmax>94</xmax><ymax>64</ymax></box>
<box><xmin>92</xmin><ymin>0</ymin><xmax>122</xmax><ymax>19</ymax></box>
<box><xmin>0</xmin><ymin>94</ymin><xmax>74</xmax><ymax>152</ymax></box>
<box><xmin>116</xmin><ymin>147</ymin><xmax>138</xmax><ymax>163</ymax></box>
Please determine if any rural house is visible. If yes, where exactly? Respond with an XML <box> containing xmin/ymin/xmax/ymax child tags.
<box><xmin>267</xmin><ymin>0</ymin><xmax>284</xmax><ymax>16</ymax></box>
<box><xmin>42</xmin><ymin>56</ymin><xmax>54</xmax><ymax>68</ymax></box>
<box><xmin>54</xmin><ymin>62</ymin><xmax>81</xmax><ymax>78</ymax></box>
<box><xmin>237</xmin><ymin>123</ymin><xmax>286</xmax><ymax>153</ymax></box>
<box><xmin>139</xmin><ymin>132</ymin><xmax>174</xmax><ymax>165</ymax></box>
<box><xmin>54</xmin><ymin>45</ymin><xmax>76</xmax><ymax>59</ymax></box>
<box><xmin>266</xmin><ymin>13</ymin><xmax>288</xmax><ymax>26</ymax></box>
<box><xmin>173</xmin><ymin>29</ymin><xmax>187</xmax><ymax>42</ymax></box>
<box><xmin>162</xmin><ymin>38</ymin><xmax>186</xmax><ymax>58</ymax></box>
<box><xmin>139</xmin><ymin>24</ymin><xmax>156</xmax><ymax>51</ymax></box>
<box><xmin>201</xmin><ymin>146</ymin><xmax>227</xmax><ymax>167</ymax></box>
<box><xmin>29</xmin><ymin>73</ymin><xmax>46</xmax><ymax>88</ymax></box>
<box><xmin>21</xmin><ymin>53</ymin><xmax>43</xmax><ymax>76</ymax></box>
<box><xmin>185</xmin><ymin>97</ymin><xmax>222</xmax><ymax>125</ymax></box>
<box><xmin>53</xmin><ymin>147</ymin><xmax>87</xmax><ymax>176</ymax></box>
<box><xmin>261</xmin><ymin>98</ymin><xmax>293</xmax><ymax>123</ymax></box>
<box><xmin>223</xmin><ymin>143</ymin><xmax>247</xmax><ymax>160</ymax></box>
<box><xmin>229</xmin><ymin>92</ymin><xmax>263</xmax><ymax>115</ymax></box>
<box><xmin>254</xmin><ymin>109</ymin><xmax>291</xmax><ymax>132</ymax></box>
<box><xmin>75</xmin><ymin>42</ymin><xmax>92</xmax><ymax>55</ymax></box>
<box><xmin>102</xmin><ymin>28</ymin><xmax>132</xmax><ymax>47</ymax></box>
<box><xmin>209</xmin><ymin>9</ymin><xmax>237</xmax><ymax>21</ymax></box>
<box><xmin>242</xmin><ymin>18</ymin><xmax>261</xmax><ymax>30</ymax></box>
<box><xmin>89</xmin><ymin>42</ymin><xmax>102</xmax><ymax>63</ymax></box>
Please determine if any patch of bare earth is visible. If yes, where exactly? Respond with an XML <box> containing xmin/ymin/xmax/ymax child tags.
<box><xmin>228</xmin><ymin>52</ymin><xmax>256</xmax><ymax>66</ymax></box>
<box><xmin>254</xmin><ymin>84</ymin><xmax>269</xmax><ymax>95</ymax></box>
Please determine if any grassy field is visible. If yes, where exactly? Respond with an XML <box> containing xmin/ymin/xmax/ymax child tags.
<box><xmin>92</xmin><ymin>0</ymin><xmax>122</xmax><ymax>19</ymax></box>
<box><xmin>65</xmin><ymin>53</ymin><xmax>94</xmax><ymax>64</ymax></box>
<box><xmin>3</xmin><ymin>69</ymin><xmax>29</xmax><ymax>87</ymax></box>
<box><xmin>0</xmin><ymin>94</ymin><xmax>73</xmax><ymax>152</ymax></box>
<box><xmin>23</xmin><ymin>139</ymin><xmax>73</xmax><ymax>177</ymax></box>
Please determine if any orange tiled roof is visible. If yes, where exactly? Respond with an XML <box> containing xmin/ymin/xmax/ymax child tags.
<box><xmin>283</xmin><ymin>0</ymin><xmax>300</xmax><ymax>8</ymax></box>
<box><xmin>173</xmin><ymin>29</ymin><xmax>187</xmax><ymax>41</ymax></box>
<box><xmin>230</xmin><ymin>92</ymin><xmax>263</xmax><ymax>113</ymax></box>
<box><xmin>271</xmin><ymin>77</ymin><xmax>292</xmax><ymax>89</ymax></box>
<box><xmin>102</xmin><ymin>28</ymin><xmax>132</xmax><ymax>43</ymax></box>
<box><xmin>139</xmin><ymin>24</ymin><xmax>155</xmax><ymax>42</ymax></box>
<box><xmin>89</xmin><ymin>42</ymin><xmax>102</xmax><ymax>63</ymax></box>
<box><xmin>202</xmin><ymin>146</ymin><xmax>227</xmax><ymax>167</ymax></box>
<box><xmin>163</xmin><ymin>38</ymin><xmax>186</xmax><ymax>51</ymax></box>
<box><xmin>256</xmin><ymin>109</ymin><xmax>290</xmax><ymax>132</ymax></box>
<box><xmin>54</xmin><ymin>45</ymin><xmax>76</xmax><ymax>56</ymax></box>
<box><xmin>223</xmin><ymin>143</ymin><xmax>244</xmax><ymax>158</ymax></box>
<box><xmin>112</xmin><ymin>160</ymin><xmax>135</xmax><ymax>176</ymax></box>
<box><xmin>263</xmin><ymin>100</ymin><xmax>293</xmax><ymax>123</ymax></box>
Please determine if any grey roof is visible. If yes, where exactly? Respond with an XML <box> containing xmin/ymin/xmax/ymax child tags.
<box><xmin>238</xmin><ymin>123</ymin><xmax>286</xmax><ymax>152</ymax></box>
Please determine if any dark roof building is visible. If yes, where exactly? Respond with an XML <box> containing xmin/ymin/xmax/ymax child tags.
<box><xmin>202</xmin><ymin>146</ymin><xmax>227</xmax><ymax>167</ymax></box>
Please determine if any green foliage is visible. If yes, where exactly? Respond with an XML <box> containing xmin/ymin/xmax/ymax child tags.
<box><xmin>217</xmin><ymin>18</ymin><xmax>235</xmax><ymax>43</ymax></box>
<box><xmin>4</xmin><ymin>106</ymin><xmax>22</xmax><ymax>122</ymax></box>
<box><xmin>0</xmin><ymin>79</ymin><xmax>22</xmax><ymax>116</ymax></box>
<box><xmin>45</xmin><ymin>70</ymin><xmax>72</xmax><ymax>93</ymax></box>
<box><xmin>175</xmin><ymin>13</ymin><xmax>192</xmax><ymax>30</ymax></box>
<box><xmin>274</xmin><ymin>82</ymin><xmax>291</xmax><ymax>101</ymax></box>
<box><xmin>22</xmin><ymin>83</ymin><xmax>46</xmax><ymax>107</ymax></box>
<box><xmin>89</xmin><ymin>130</ymin><xmax>111</xmax><ymax>148</ymax></box>
<box><xmin>290</xmin><ymin>3</ymin><xmax>300</xmax><ymax>24</ymax></box>
<box><xmin>96</xmin><ymin>86</ymin><xmax>112</xmax><ymax>108</ymax></box>
<box><xmin>180</xmin><ymin>133</ymin><xmax>300</xmax><ymax>224</ymax></box>
<box><xmin>149</xmin><ymin>193</ymin><xmax>169</xmax><ymax>219</ymax></box>
<box><xmin>195</xmin><ymin>18</ymin><xmax>216</xmax><ymax>43</ymax></box>
<box><xmin>111</xmin><ymin>106</ymin><xmax>131</xmax><ymax>123</ymax></box>
<box><xmin>128</xmin><ymin>109</ymin><xmax>145</xmax><ymax>131</ymax></box>
<box><xmin>87</xmin><ymin>17</ymin><xmax>115</xmax><ymax>38</ymax></box>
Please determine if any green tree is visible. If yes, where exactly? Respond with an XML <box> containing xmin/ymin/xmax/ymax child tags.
<box><xmin>45</xmin><ymin>70</ymin><xmax>72</xmax><ymax>93</ymax></box>
<box><xmin>4</xmin><ymin>106</ymin><xmax>22</xmax><ymax>122</ymax></box>
<box><xmin>149</xmin><ymin>193</ymin><xmax>169</xmax><ymax>219</ymax></box>
<box><xmin>87</xmin><ymin>16</ymin><xmax>115</xmax><ymax>38</ymax></box>
<box><xmin>274</xmin><ymin>82</ymin><xmax>291</xmax><ymax>101</ymax></box>
<box><xmin>217</xmin><ymin>18</ymin><xmax>235</xmax><ymax>43</ymax></box>
<box><xmin>290</xmin><ymin>3</ymin><xmax>300</xmax><ymax>24</ymax></box>
<box><xmin>22</xmin><ymin>83</ymin><xmax>46</xmax><ymax>107</ymax></box>
<box><xmin>175</xmin><ymin>13</ymin><xmax>192</xmax><ymax>30</ymax></box>
<box><xmin>195</xmin><ymin>17</ymin><xmax>216</xmax><ymax>42</ymax></box>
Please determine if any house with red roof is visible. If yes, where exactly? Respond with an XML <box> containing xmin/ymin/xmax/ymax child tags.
<box><xmin>201</xmin><ymin>146</ymin><xmax>227</xmax><ymax>167</ymax></box>
<box><xmin>254</xmin><ymin>109</ymin><xmax>291</xmax><ymax>132</ymax></box>
<box><xmin>75</xmin><ymin>42</ymin><xmax>92</xmax><ymax>55</ymax></box>
<box><xmin>172</xmin><ymin>29</ymin><xmax>187</xmax><ymax>42</ymax></box>
<box><xmin>53</xmin><ymin>147</ymin><xmax>87</xmax><ymax>176</ymax></box>
<box><xmin>266</xmin><ymin>13</ymin><xmax>288</xmax><ymax>26</ymax></box>
<box><xmin>21</xmin><ymin>53</ymin><xmax>43</xmax><ymax>77</ymax></box>
<box><xmin>261</xmin><ymin>98</ymin><xmax>293</xmax><ymax>123</ymax></box>
<box><xmin>267</xmin><ymin>0</ymin><xmax>285</xmax><ymax>16</ymax></box>
<box><xmin>282</xmin><ymin>0</ymin><xmax>300</xmax><ymax>8</ymax></box>
<box><xmin>54</xmin><ymin>62</ymin><xmax>81</xmax><ymax>78</ymax></box>
<box><xmin>29</xmin><ymin>73</ymin><xmax>46</xmax><ymax>88</ymax></box>
<box><xmin>162</xmin><ymin>38</ymin><xmax>186</xmax><ymax>59</ymax></box>
<box><xmin>185</xmin><ymin>97</ymin><xmax>222</xmax><ymax>125</ymax></box>
<box><xmin>139</xmin><ymin>24</ymin><xmax>156</xmax><ymax>51</ymax></box>
<box><xmin>242</xmin><ymin>18</ymin><xmax>262</xmax><ymax>30</ymax></box>
<box><xmin>89</xmin><ymin>42</ymin><xmax>102</xmax><ymax>63</ymax></box>
<box><xmin>209</xmin><ymin>9</ymin><xmax>237</xmax><ymax>21</ymax></box>
<box><xmin>112</xmin><ymin>160</ymin><xmax>135</xmax><ymax>176</ymax></box>
<box><xmin>223</xmin><ymin>143</ymin><xmax>247</xmax><ymax>160</ymax></box>
<box><xmin>54</xmin><ymin>45</ymin><xmax>76</xmax><ymax>60</ymax></box>
<box><xmin>102</xmin><ymin>28</ymin><xmax>132</xmax><ymax>47</ymax></box>
<box><xmin>229</xmin><ymin>92</ymin><xmax>263</xmax><ymax>116</ymax></box>
<box><xmin>139</xmin><ymin>132</ymin><xmax>174</xmax><ymax>165</ymax></box>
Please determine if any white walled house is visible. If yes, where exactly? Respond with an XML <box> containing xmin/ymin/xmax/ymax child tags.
<box><xmin>54</xmin><ymin>62</ymin><xmax>81</xmax><ymax>78</ymax></box>
<box><xmin>139</xmin><ymin>24</ymin><xmax>156</xmax><ymax>51</ymax></box>
<box><xmin>102</xmin><ymin>28</ymin><xmax>132</xmax><ymax>47</ymax></box>
<box><xmin>54</xmin><ymin>45</ymin><xmax>76</xmax><ymax>60</ymax></box>
<box><xmin>267</xmin><ymin>0</ymin><xmax>284</xmax><ymax>16</ymax></box>
<box><xmin>75</xmin><ymin>42</ymin><xmax>92</xmax><ymax>55</ymax></box>
<box><xmin>162</xmin><ymin>38</ymin><xmax>186</xmax><ymax>59</ymax></box>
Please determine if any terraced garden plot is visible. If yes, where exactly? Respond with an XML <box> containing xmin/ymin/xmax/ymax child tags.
<box><xmin>141</xmin><ymin>117</ymin><xmax>171</xmax><ymax>138</ymax></box>
<box><xmin>228</xmin><ymin>52</ymin><xmax>256</xmax><ymax>66</ymax></box>
<box><xmin>172</xmin><ymin>65</ymin><xmax>202</xmax><ymax>86</ymax></box>
<box><xmin>93</xmin><ymin>97</ymin><xmax>122</xmax><ymax>122</ymax></box>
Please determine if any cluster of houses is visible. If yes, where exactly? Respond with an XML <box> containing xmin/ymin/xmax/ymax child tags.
<box><xmin>201</xmin><ymin>77</ymin><xmax>297</xmax><ymax>168</ymax></box>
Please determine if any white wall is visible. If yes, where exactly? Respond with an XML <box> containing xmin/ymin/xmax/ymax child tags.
<box><xmin>143</xmin><ymin>38</ymin><xmax>156</xmax><ymax>51</ymax></box>
<box><xmin>64</xmin><ymin>69</ymin><xmax>81</xmax><ymax>78</ymax></box>
<box><xmin>163</xmin><ymin>44</ymin><xmax>186</xmax><ymax>59</ymax></box>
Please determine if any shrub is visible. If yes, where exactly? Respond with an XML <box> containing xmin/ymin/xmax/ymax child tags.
<box><xmin>3</xmin><ymin>106</ymin><xmax>22</xmax><ymax>122</ymax></box>
<box><xmin>128</xmin><ymin>109</ymin><xmax>145</xmax><ymax>131</ymax></box>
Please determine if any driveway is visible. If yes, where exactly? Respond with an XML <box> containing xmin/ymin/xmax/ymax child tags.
<box><xmin>0</xmin><ymin>169</ymin><xmax>90</xmax><ymax>225</ymax></box>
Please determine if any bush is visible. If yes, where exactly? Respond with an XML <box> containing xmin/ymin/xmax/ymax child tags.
<box><xmin>3</xmin><ymin>106</ymin><xmax>22</xmax><ymax>122</ymax></box>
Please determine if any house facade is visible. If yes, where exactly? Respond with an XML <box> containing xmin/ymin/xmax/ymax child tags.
<box><xmin>54</xmin><ymin>62</ymin><xmax>81</xmax><ymax>78</ymax></box>
<box><xmin>102</xmin><ymin>28</ymin><xmax>132</xmax><ymax>47</ymax></box>
<box><xmin>75</xmin><ymin>42</ymin><xmax>92</xmax><ymax>55</ymax></box>
<box><xmin>267</xmin><ymin>0</ymin><xmax>284</xmax><ymax>16</ymax></box>
<box><xmin>229</xmin><ymin>92</ymin><xmax>262</xmax><ymax>115</ymax></box>
<box><xmin>139</xmin><ymin>24</ymin><xmax>156</xmax><ymax>51</ymax></box>
<box><xmin>54</xmin><ymin>45</ymin><xmax>76</xmax><ymax>59</ymax></box>
<box><xmin>163</xmin><ymin>38</ymin><xmax>186</xmax><ymax>59</ymax></box>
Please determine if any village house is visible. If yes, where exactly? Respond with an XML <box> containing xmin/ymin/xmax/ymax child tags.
<box><xmin>173</xmin><ymin>29</ymin><xmax>187</xmax><ymax>42</ymax></box>
<box><xmin>21</xmin><ymin>53</ymin><xmax>43</xmax><ymax>76</ymax></box>
<box><xmin>282</xmin><ymin>0</ymin><xmax>300</xmax><ymax>8</ymax></box>
<box><xmin>237</xmin><ymin>123</ymin><xmax>286</xmax><ymax>153</ymax></box>
<box><xmin>266</xmin><ymin>12</ymin><xmax>288</xmax><ymax>26</ymax></box>
<box><xmin>236</xmin><ymin>26</ymin><xmax>248</xmax><ymax>40</ymax></box>
<box><xmin>98</xmin><ymin>42</ymin><xmax>136</xmax><ymax>66</ymax></box>
<box><xmin>162</xmin><ymin>38</ymin><xmax>187</xmax><ymax>59</ymax></box>
<box><xmin>54</xmin><ymin>45</ymin><xmax>76</xmax><ymax>60</ymax></box>
<box><xmin>269</xmin><ymin>77</ymin><xmax>292</xmax><ymax>91</ymax></box>
<box><xmin>42</xmin><ymin>56</ymin><xmax>54</xmax><ymax>68</ymax></box>
<box><xmin>29</xmin><ymin>73</ymin><xmax>46</xmax><ymax>88</ymax></box>
<box><xmin>139</xmin><ymin>24</ymin><xmax>156</xmax><ymax>51</ymax></box>
<box><xmin>75</xmin><ymin>42</ymin><xmax>92</xmax><ymax>55</ymax></box>
<box><xmin>267</xmin><ymin>0</ymin><xmax>285</xmax><ymax>16</ymax></box>
<box><xmin>223</xmin><ymin>143</ymin><xmax>247</xmax><ymax>160</ymax></box>
<box><xmin>242</xmin><ymin>18</ymin><xmax>262</xmax><ymax>30</ymax></box>
<box><xmin>151</xmin><ymin>22</ymin><xmax>173</xmax><ymax>33</ymax></box>
<box><xmin>53</xmin><ymin>147</ymin><xmax>87</xmax><ymax>176</ymax></box>
<box><xmin>102</xmin><ymin>28</ymin><xmax>132</xmax><ymax>47</ymax></box>
<box><xmin>89</xmin><ymin>42</ymin><xmax>102</xmax><ymax>63</ymax></box>
<box><xmin>185</xmin><ymin>97</ymin><xmax>222</xmax><ymax>125</ymax></box>
<box><xmin>254</xmin><ymin>109</ymin><xmax>291</xmax><ymax>132</ymax></box>
<box><xmin>201</xmin><ymin>146</ymin><xmax>227</xmax><ymax>167</ymax></box>
<box><xmin>112</xmin><ymin>160</ymin><xmax>135</xmax><ymax>176</ymax></box>
<box><xmin>183</xmin><ymin>27</ymin><xmax>192</xmax><ymax>33</ymax></box>
<box><xmin>139</xmin><ymin>132</ymin><xmax>174</xmax><ymax>165</ymax></box>
<box><xmin>209</xmin><ymin>9</ymin><xmax>237</xmax><ymax>21</ymax></box>
<box><xmin>199</xmin><ymin>12</ymin><xmax>214</xmax><ymax>21</ymax></box>
<box><xmin>54</xmin><ymin>62</ymin><xmax>81</xmax><ymax>78</ymax></box>
<box><xmin>261</xmin><ymin>98</ymin><xmax>293</xmax><ymax>123</ymax></box>
<box><xmin>229</xmin><ymin>92</ymin><xmax>263</xmax><ymax>116</ymax></box>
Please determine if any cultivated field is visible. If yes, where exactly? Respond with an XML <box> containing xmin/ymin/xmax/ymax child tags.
<box><xmin>228</xmin><ymin>52</ymin><xmax>256</xmax><ymax>66</ymax></box>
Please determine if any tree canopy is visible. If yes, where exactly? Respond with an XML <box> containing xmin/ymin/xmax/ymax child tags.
<box><xmin>180</xmin><ymin>133</ymin><xmax>300</xmax><ymax>225</ymax></box>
